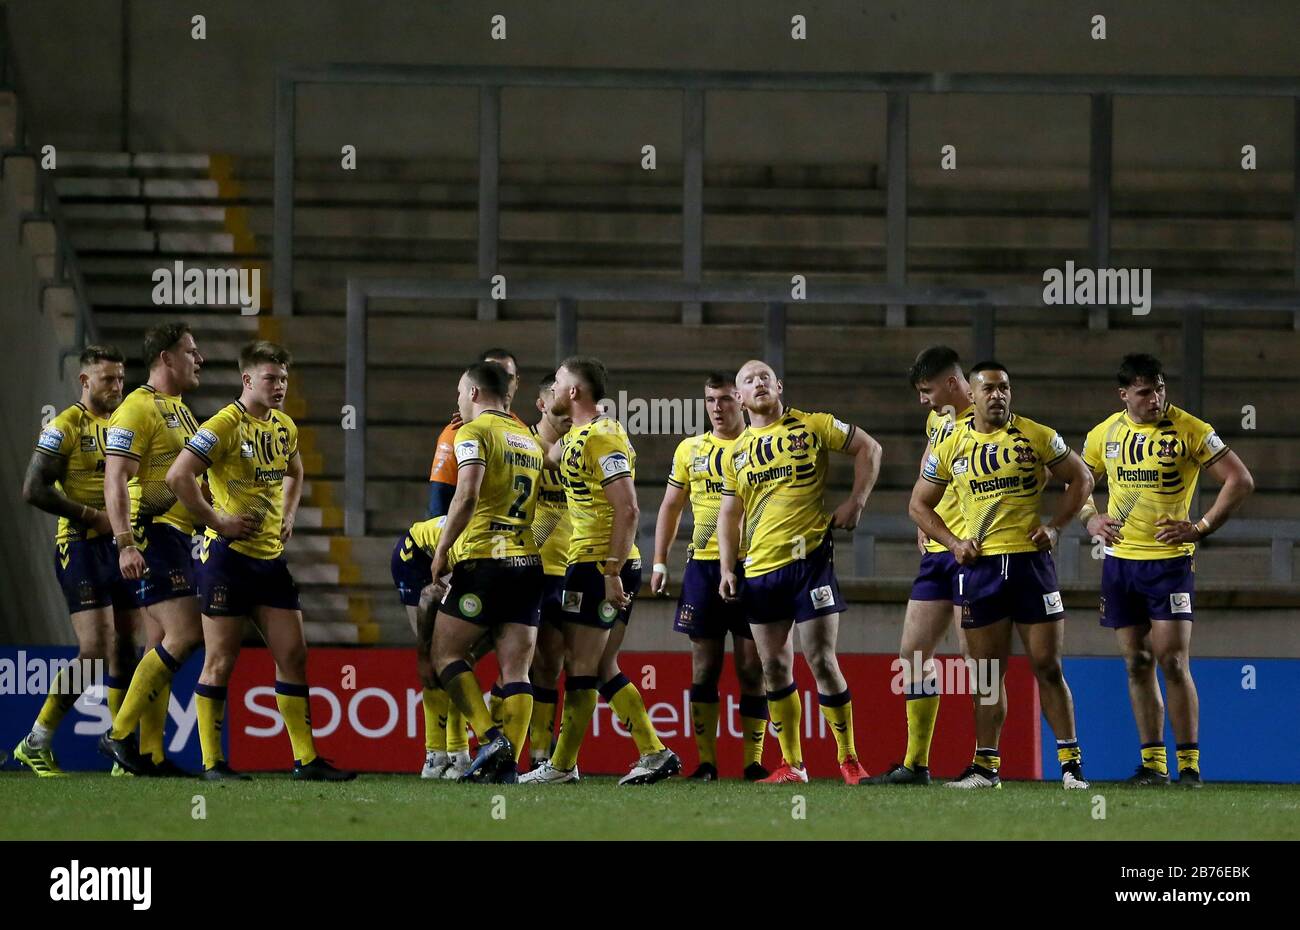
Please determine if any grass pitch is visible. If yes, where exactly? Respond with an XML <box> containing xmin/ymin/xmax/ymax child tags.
<box><xmin>3</xmin><ymin>773</ymin><xmax>1298</xmax><ymax>840</ymax></box>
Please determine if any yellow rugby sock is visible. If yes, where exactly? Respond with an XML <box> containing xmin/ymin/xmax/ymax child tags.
<box><xmin>819</xmin><ymin>689</ymin><xmax>857</xmax><ymax>764</ymax></box>
<box><xmin>601</xmin><ymin>673</ymin><xmax>664</xmax><ymax>755</ymax></box>
<box><xmin>689</xmin><ymin>683</ymin><xmax>720</xmax><ymax>767</ymax></box>
<box><xmin>500</xmin><ymin>684</ymin><xmax>534</xmax><ymax>761</ymax></box>
<box><xmin>738</xmin><ymin>694</ymin><xmax>769</xmax><ymax>769</ymax></box>
<box><xmin>974</xmin><ymin>747</ymin><xmax>1001</xmax><ymax>772</ymax></box>
<box><xmin>551</xmin><ymin>677</ymin><xmax>598</xmax><ymax>770</ymax></box>
<box><xmin>1056</xmin><ymin>738</ymin><xmax>1082</xmax><ymax>771</ymax></box>
<box><xmin>904</xmin><ymin>689</ymin><xmax>941</xmax><ymax>769</ymax></box>
<box><xmin>1141</xmin><ymin>742</ymin><xmax>1168</xmax><ymax>776</ymax></box>
<box><xmin>439</xmin><ymin>661</ymin><xmax>497</xmax><ymax>743</ymax></box>
<box><xmin>489</xmin><ymin>683</ymin><xmax>506</xmax><ymax>731</ymax></box>
<box><xmin>446</xmin><ymin>701</ymin><xmax>469</xmax><ymax>753</ymax></box>
<box><xmin>423</xmin><ymin>687</ymin><xmax>447</xmax><ymax>753</ymax></box>
<box><xmin>767</xmin><ymin>683</ymin><xmax>803</xmax><ymax>768</ymax></box>
<box><xmin>1176</xmin><ymin>743</ymin><xmax>1200</xmax><ymax>774</ymax></box>
<box><xmin>194</xmin><ymin>684</ymin><xmax>227</xmax><ymax>770</ymax></box>
<box><xmin>111</xmin><ymin>645</ymin><xmax>178</xmax><ymax>741</ymax></box>
<box><xmin>274</xmin><ymin>681</ymin><xmax>317</xmax><ymax>766</ymax></box>
<box><xmin>139</xmin><ymin>678</ymin><xmax>171</xmax><ymax>763</ymax></box>
<box><xmin>106</xmin><ymin>675</ymin><xmax>128</xmax><ymax>719</ymax></box>
<box><xmin>529</xmin><ymin>685</ymin><xmax>559</xmax><ymax>757</ymax></box>
<box><xmin>35</xmin><ymin>662</ymin><xmax>86</xmax><ymax>734</ymax></box>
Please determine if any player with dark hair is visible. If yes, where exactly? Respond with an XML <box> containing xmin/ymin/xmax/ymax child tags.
<box><xmin>652</xmin><ymin>371</ymin><xmax>769</xmax><ymax>781</ymax></box>
<box><xmin>15</xmin><ymin>345</ymin><xmax>133</xmax><ymax>775</ymax></box>
<box><xmin>1080</xmin><ymin>353</ymin><xmax>1254</xmax><ymax>787</ymax></box>
<box><xmin>522</xmin><ymin>356</ymin><xmax>681</xmax><ymax>785</ymax></box>
<box><xmin>98</xmin><ymin>323</ymin><xmax>207</xmax><ymax>776</ymax></box>
<box><xmin>717</xmin><ymin>360</ymin><xmax>883</xmax><ymax>784</ymax></box>
<box><xmin>911</xmin><ymin>361</ymin><xmax>1093</xmax><ymax>789</ymax></box>
<box><xmin>166</xmin><ymin>340</ymin><xmax>354</xmax><ymax>781</ymax></box>
<box><xmin>426</xmin><ymin>361</ymin><xmax>545</xmax><ymax>783</ymax></box>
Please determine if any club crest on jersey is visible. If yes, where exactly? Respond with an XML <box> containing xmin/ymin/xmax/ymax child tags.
<box><xmin>168</xmin><ymin>569</ymin><xmax>188</xmax><ymax>592</ymax></box>
<box><xmin>787</xmin><ymin>432</ymin><xmax>809</xmax><ymax>452</ymax></box>
<box><xmin>1014</xmin><ymin>444</ymin><xmax>1037</xmax><ymax>465</ymax></box>
<box><xmin>211</xmin><ymin>585</ymin><xmax>228</xmax><ymax>608</ymax></box>
<box><xmin>1156</xmin><ymin>438</ymin><xmax>1178</xmax><ymax>459</ymax></box>
<box><xmin>561</xmin><ymin>591</ymin><xmax>583</xmax><ymax>612</ymax></box>
<box><xmin>1043</xmin><ymin>591</ymin><xmax>1064</xmax><ymax>614</ymax></box>
<box><xmin>1105</xmin><ymin>441</ymin><xmax>1121</xmax><ymax>459</ymax></box>
<box><xmin>77</xmin><ymin>581</ymin><xmax>95</xmax><ymax>605</ymax></box>
<box><xmin>810</xmin><ymin>585</ymin><xmax>835</xmax><ymax>608</ymax></box>
<box><xmin>1169</xmin><ymin>592</ymin><xmax>1192</xmax><ymax>614</ymax></box>
<box><xmin>36</xmin><ymin>427</ymin><xmax>65</xmax><ymax>452</ymax></box>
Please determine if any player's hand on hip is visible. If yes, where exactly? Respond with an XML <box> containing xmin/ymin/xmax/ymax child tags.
<box><xmin>830</xmin><ymin>499</ymin><xmax>864</xmax><ymax>530</ymax></box>
<box><xmin>719</xmin><ymin>569</ymin><xmax>740</xmax><ymax>602</ymax></box>
<box><xmin>1029</xmin><ymin>524</ymin><xmax>1059</xmax><ymax>551</ymax></box>
<box><xmin>916</xmin><ymin>526</ymin><xmax>930</xmax><ymax>553</ymax></box>
<box><xmin>1155</xmin><ymin>518</ymin><xmax>1199</xmax><ymax>545</ymax></box>
<box><xmin>951</xmin><ymin>539</ymin><xmax>980</xmax><ymax>566</ymax></box>
<box><xmin>603</xmin><ymin>572</ymin><xmax>630</xmax><ymax>609</ymax></box>
<box><xmin>650</xmin><ymin>568</ymin><xmax>669</xmax><ymax>596</ymax></box>
<box><xmin>1086</xmin><ymin>514</ymin><xmax>1123</xmax><ymax>545</ymax></box>
<box><xmin>119</xmin><ymin>546</ymin><xmax>146</xmax><ymax>580</ymax></box>
<box><xmin>216</xmin><ymin>513</ymin><xmax>258</xmax><ymax>539</ymax></box>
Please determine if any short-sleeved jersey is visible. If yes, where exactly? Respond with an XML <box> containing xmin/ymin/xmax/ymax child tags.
<box><xmin>449</xmin><ymin>410</ymin><xmax>543</xmax><ymax>562</ymax></box>
<box><xmin>530</xmin><ymin>425</ymin><xmax>572</xmax><ymax>576</ymax></box>
<box><xmin>408</xmin><ymin>514</ymin><xmax>456</xmax><ymax>568</ymax></box>
<box><xmin>922</xmin><ymin>405</ymin><xmax>972</xmax><ymax>554</ymax></box>
<box><xmin>668</xmin><ymin>431</ymin><xmax>740</xmax><ymax>562</ymax></box>
<box><xmin>560</xmin><ymin>416</ymin><xmax>641</xmax><ymax>564</ymax></box>
<box><xmin>34</xmin><ymin>403</ymin><xmax>111</xmax><ymax>544</ymax></box>
<box><xmin>923</xmin><ymin>413</ymin><xmax>1070</xmax><ymax>556</ymax></box>
<box><xmin>105</xmin><ymin>384</ymin><xmax>201</xmax><ymax>535</ymax></box>
<box><xmin>1082</xmin><ymin>404</ymin><xmax>1228</xmax><ymax>560</ymax></box>
<box><xmin>428</xmin><ymin>414</ymin><xmax>463</xmax><ymax>484</ymax></box>
<box><xmin>185</xmin><ymin>401</ymin><xmax>298</xmax><ymax>560</ymax></box>
<box><xmin>721</xmin><ymin>407</ymin><xmax>856</xmax><ymax>576</ymax></box>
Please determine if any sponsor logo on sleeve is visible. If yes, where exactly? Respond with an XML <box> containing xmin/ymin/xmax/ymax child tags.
<box><xmin>923</xmin><ymin>453</ymin><xmax>941</xmax><ymax>480</ymax></box>
<box><xmin>1043</xmin><ymin>591</ymin><xmax>1064</xmax><ymax>614</ymax></box>
<box><xmin>454</xmin><ymin>439</ymin><xmax>481</xmax><ymax>463</ymax></box>
<box><xmin>105</xmin><ymin>427</ymin><xmax>135</xmax><ymax>452</ymax></box>
<box><xmin>831</xmin><ymin>417</ymin><xmax>850</xmax><ymax>437</ymax></box>
<box><xmin>36</xmin><ymin>427</ymin><xmax>65</xmax><ymax>452</ymax></box>
<box><xmin>1169</xmin><ymin>592</ymin><xmax>1192</xmax><ymax>614</ymax></box>
<box><xmin>1205</xmin><ymin>432</ymin><xmax>1224</xmax><ymax>452</ymax></box>
<box><xmin>1049</xmin><ymin>433</ymin><xmax>1068</xmax><ymax>456</ymax></box>
<box><xmin>188</xmin><ymin>428</ymin><xmax>219</xmax><ymax>456</ymax></box>
<box><xmin>598</xmin><ymin>451</ymin><xmax>630</xmax><ymax>479</ymax></box>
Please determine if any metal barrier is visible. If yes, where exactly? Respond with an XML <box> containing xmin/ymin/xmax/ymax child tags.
<box><xmin>275</xmin><ymin>63</ymin><xmax>1300</xmax><ymax>324</ymax></box>
<box><xmin>344</xmin><ymin>274</ymin><xmax>1300</xmax><ymax>581</ymax></box>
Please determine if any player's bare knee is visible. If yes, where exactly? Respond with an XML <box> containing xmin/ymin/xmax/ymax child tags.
<box><xmin>761</xmin><ymin>656</ymin><xmax>791</xmax><ymax>688</ymax></box>
<box><xmin>1157</xmin><ymin>650</ymin><xmax>1189</xmax><ymax>682</ymax></box>
<box><xmin>1125</xmin><ymin>649</ymin><xmax>1156</xmax><ymax>678</ymax></box>
<box><xmin>1032</xmin><ymin>658</ymin><xmax>1064</xmax><ymax>686</ymax></box>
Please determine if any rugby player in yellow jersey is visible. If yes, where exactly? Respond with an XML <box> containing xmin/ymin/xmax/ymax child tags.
<box><xmin>1080</xmin><ymin>354</ymin><xmax>1253</xmax><ymax>787</ymax></box>
<box><xmin>866</xmin><ymin>346</ymin><xmax>1009</xmax><ymax>786</ymax></box>
<box><xmin>392</xmin><ymin>514</ymin><xmax>461</xmax><ymax>777</ymax></box>
<box><xmin>165</xmin><ymin>340</ymin><xmax>355</xmax><ymax>781</ymax></box>
<box><xmin>911</xmin><ymin>361</ymin><xmax>1094</xmax><ymax>790</ymax></box>
<box><xmin>425</xmin><ymin>361</ymin><xmax>546</xmax><ymax>784</ymax></box>
<box><xmin>15</xmin><ymin>346</ymin><xmax>135</xmax><ymax>776</ymax></box>
<box><xmin>652</xmin><ymin>372</ymin><xmax>769</xmax><ymax>781</ymax></box>
<box><xmin>717</xmin><ymin>360</ymin><xmax>883</xmax><ymax>785</ymax></box>
<box><xmin>526</xmin><ymin>373</ymin><xmax>573</xmax><ymax>768</ymax></box>
<box><xmin>98</xmin><ymin>323</ymin><xmax>208</xmax><ymax>776</ymax></box>
<box><xmin>521</xmin><ymin>356</ymin><xmax>681</xmax><ymax>786</ymax></box>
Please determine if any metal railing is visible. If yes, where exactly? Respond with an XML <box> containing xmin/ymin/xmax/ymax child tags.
<box><xmin>344</xmin><ymin>274</ymin><xmax>1300</xmax><ymax>583</ymax></box>
<box><xmin>276</xmin><ymin>63</ymin><xmax>1300</xmax><ymax>324</ymax></box>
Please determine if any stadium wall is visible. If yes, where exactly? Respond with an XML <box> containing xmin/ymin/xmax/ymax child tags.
<box><xmin>5</xmin><ymin>0</ymin><xmax>1298</xmax><ymax>168</ymax></box>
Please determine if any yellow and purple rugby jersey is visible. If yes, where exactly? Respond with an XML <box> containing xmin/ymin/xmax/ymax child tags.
<box><xmin>667</xmin><ymin>431</ymin><xmax>740</xmax><ymax>562</ymax></box>
<box><xmin>449</xmin><ymin>410</ymin><xmax>543</xmax><ymax>562</ymax></box>
<box><xmin>1082</xmin><ymin>404</ymin><xmax>1228</xmax><ymax>560</ymax></box>
<box><xmin>405</xmin><ymin>514</ymin><xmax>457</xmax><ymax>568</ymax></box>
<box><xmin>922</xmin><ymin>404</ymin><xmax>973</xmax><ymax>555</ymax></box>
<box><xmin>923</xmin><ymin>413</ymin><xmax>1070</xmax><ymax>556</ymax></box>
<box><xmin>530</xmin><ymin>424</ymin><xmax>572</xmax><ymax>576</ymax></box>
<box><xmin>186</xmin><ymin>401</ymin><xmax>298</xmax><ymax>560</ymax></box>
<box><xmin>104</xmin><ymin>384</ymin><xmax>201</xmax><ymax>535</ymax></box>
<box><xmin>34</xmin><ymin>403</ymin><xmax>111</xmax><ymax>544</ymax></box>
<box><xmin>560</xmin><ymin>416</ymin><xmax>641</xmax><ymax>564</ymax></box>
<box><xmin>721</xmin><ymin>407</ymin><xmax>856</xmax><ymax>576</ymax></box>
